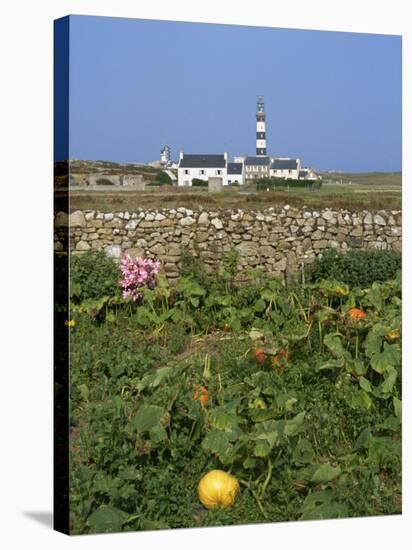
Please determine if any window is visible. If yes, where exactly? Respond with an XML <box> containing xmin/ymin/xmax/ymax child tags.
<box><xmin>216</xmin><ymin>170</ymin><xmax>221</xmax><ymax>175</ymax></box>
<box><xmin>184</xmin><ymin>169</ymin><xmax>189</xmax><ymax>175</ymax></box>
<box><xmin>200</xmin><ymin>169</ymin><xmax>205</xmax><ymax>175</ymax></box>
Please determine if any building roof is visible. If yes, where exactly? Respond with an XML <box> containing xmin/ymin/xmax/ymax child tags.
<box><xmin>244</xmin><ymin>156</ymin><xmax>271</xmax><ymax>166</ymax></box>
<box><xmin>179</xmin><ymin>154</ymin><xmax>226</xmax><ymax>168</ymax></box>
<box><xmin>271</xmin><ymin>158</ymin><xmax>298</xmax><ymax>170</ymax></box>
<box><xmin>227</xmin><ymin>162</ymin><xmax>243</xmax><ymax>174</ymax></box>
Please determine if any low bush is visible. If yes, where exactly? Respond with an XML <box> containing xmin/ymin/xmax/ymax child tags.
<box><xmin>256</xmin><ymin>177</ymin><xmax>322</xmax><ymax>190</ymax></box>
<box><xmin>70</xmin><ymin>251</ymin><xmax>121</xmax><ymax>303</ymax></box>
<box><xmin>155</xmin><ymin>171</ymin><xmax>172</xmax><ymax>184</ymax></box>
<box><xmin>306</xmin><ymin>249</ymin><xmax>401</xmax><ymax>287</ymax></box>
<box><xmin>191</xmin><ymin>178</ymin><xmax>208</xmax><ymax>188</ymax></box>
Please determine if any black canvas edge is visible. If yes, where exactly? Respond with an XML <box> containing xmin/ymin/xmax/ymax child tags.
<box><xmin>53</xmin><ymin>15</ymin><xmax>70</xmax><ymax>536</ymax></box>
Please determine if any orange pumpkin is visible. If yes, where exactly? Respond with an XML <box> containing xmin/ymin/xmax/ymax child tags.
<box><xmin>194</xmin><ymin>385</ymin><xmax>209</xmax><ymax>406</ymax></box>
<box><xmin>348</xmin><ymin>307</ymin><xmax>367</xmax><ymax>321</ymax></box>
<box><xmin>254</xmin><ymin>348</ymin><xmax>266</xmax><ymax>365</ymax></box>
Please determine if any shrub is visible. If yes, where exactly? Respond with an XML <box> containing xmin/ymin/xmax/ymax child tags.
<box><xmin>70</xmin><ymin>251</ymin><xmax>121</xmax><ymax>303</ymax></box>
<box><xmin>306</xmin><ymin>249</ymin><xmax>401</xmax><ymax>287</ymax></box>
<box><xmin>96</xmin><ymin>178</ymin><xmax>115</xmax><ymax>186</ymax></box>
<box><xmin>191</xmin><ymin>178</ymin><xmax>208</xmax><ymax>188</ymax></box>
<box><xmin>256</xmin><ymin>177</ymin><xmax>322</xmax><ymax>190</ymax></box>
<box><xmin>155</xmin><ymin>171</ymin><xmax>172</xmax><ymax>184</ymax></box>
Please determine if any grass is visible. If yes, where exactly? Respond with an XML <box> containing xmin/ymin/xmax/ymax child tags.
<box><xmin>55</xmin><ymin>162</ymin><xmax>401</xmax><ymax>212</ymax></box>
<box><xmin>64</xmin><ymin>182</ymin><xmax>401</xmax><ymax>212</ymax></box>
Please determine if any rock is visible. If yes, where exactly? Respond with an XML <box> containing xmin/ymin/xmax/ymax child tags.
<box><xmin>350</xmin><ymin>226</ymin><xmax>363</xmax><ymax>237</ymax></box>
<box><xmin>198</xmin><ymin>212</ymin><xmax>209</xmax><ymax>225</ymax></box>
<box><xmin>150</xmin><ymin>243</ymin><xmax>166</xmax><ymax>255</ymax></box>
<box><xmin>374</xmin><ymin>214</ymin><xmax>386</xmax><ymax>226</ymax></box>
<box><xmin>211</xmin><ymin>218</ymin><xmax>223</xmax><ymax>229</ymax></box>
<box><xmin>347</xmin><ymin>236</ymin><xmax>364</xmax><ymax>248</ymax></box>
<box><xmin>85</xmin><ymin>211</ymin><xmax>95</xmax><ymax>221</ymax></box>
<box><xmin>260</xmin><ymin>245</ymin><xmax>276</xmax><ymax>257</ymax></box>
<box><xmin>105</xmin><ymin>244</ymin><xmax>122</xmax><ymax>258</ymax></box>
<box><xmin>180</xmin><ymin>216</ymin><xmax>196</xmax><ymax>226</ymax></box>
<box><xmin>125</xmin><ymin>219</ymin><xmax>139</xmax><ymax>230</ymax></box>
<box><xmin>155</xmin><ymin>213</ymin><xmax>166</xmax><ymax>221</ymax></box>
<box><xmin>70</xmin><ymin>210</ymin><xmax>85</xmax><ymax>227</ymax></box>
<box><xmin>235</xmin><ymin>241</ymin><xmax>259</xmax><ymax>256</ymax></box>
<box><xmin>321</xmin><ymin>210</ymin><xmax>335</xmax><ymax>221</ymax></box>
<box><xmin>76</xmin><ymin>240</ymin><xmax>90</xmax><ymax>251</ymax></box>
<box><xmin>145</xmin><ymin>213</ymin><xmax>155</xmax><ymax>221</ymax></box>
<box><xmin>104</xmin><ymin>213</ymin><xmax>114</xmax><ymax>221</ymax></box>
<box><xmin>364</xmin><ymin>212</ymin><xmax>373</xmax><ymax>225</ymax></box>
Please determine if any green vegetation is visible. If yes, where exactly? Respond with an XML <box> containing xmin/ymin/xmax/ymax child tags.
<box><xmin>191</xmin><ymin>178</ymin><xmax>209</xmax><ymax>187</ymax></box>
<box><xmin>68</xmin><ymin>251</ymin><xmax>402</xmax><ymax>534</ymax></box>
<box><xmin>321</xmin><ymin>171</ymin><xmax>401</xmax><ymax>187</ymax></box>
<box><xmin>307</xmin><ymin>249</ymin><xmax>402</xmax><ymax>288</ymax></box>
<box><xmin>65</xmin><ymin>183</ymin><xmax>401</xmax><ymax>212</ymax></box>
<box><xmin>155</xmin><ymin>171</ymin><xmax>173</xmax><ymax>185</ymax></box>
<box><xmin>256</xmin><ymin>177</ymin><xmax>322</xmax><ymax>190</ymax></box>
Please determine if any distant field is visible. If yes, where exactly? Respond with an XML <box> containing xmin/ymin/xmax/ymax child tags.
<box><xmin>56</xmin><ymin>163</ymin><xmax>401</xmax><ymax>212</ymax></box>
<box><xmin>64</xmin><ymin>184</ymin><xmax>401</xmax><ymax>213</ymax></box>
<box><xmin>320</xmin><ymin>171</ymin><xmax>401</xmax><ymax>187</ymax></box>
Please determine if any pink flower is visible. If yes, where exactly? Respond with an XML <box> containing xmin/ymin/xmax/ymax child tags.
<box><xmin>119</xmin><ymin>255</ymin><xmax>161</xmax><ymax>301</ymax></box>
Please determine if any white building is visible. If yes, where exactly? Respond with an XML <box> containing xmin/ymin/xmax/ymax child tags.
<box><xmin>177</xmin><ymin>152</ymin><xmax>228</xmax><ymax>186</ymax></box>
<box><xmin>227</xmin><ymin>162</ymin><xmax>244</xmax><ymax>185</ymax></box>
<box><xmin>270</xmin><ymin>158</ymin><xmax>301</xmax><ymax>179</ymax></box>
<box><xmin>244</xmin><ymin>156</ymin><xmax>271</xmax><ymax>180</ymax></box>
<box><xmin>299</xmin><ymin>168</ymin><xmax>319</xmax><ymax>180</ymax></box>
<box><xmin>160</xmin><ymin>145</ymin><xmax>171</xmax><ymax>166</ymax></box>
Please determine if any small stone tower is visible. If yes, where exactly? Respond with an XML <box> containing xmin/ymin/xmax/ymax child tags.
<box><xmin>256</xmin><ymin>96</ymin><xmax>267</xmax><ymax>156</ymax></box>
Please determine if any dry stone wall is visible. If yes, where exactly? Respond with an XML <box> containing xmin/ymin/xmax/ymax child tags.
<box><xmin>54</xmin><ymin>206</ymin><xmax>402</xmax><ymax>281</ymax></box>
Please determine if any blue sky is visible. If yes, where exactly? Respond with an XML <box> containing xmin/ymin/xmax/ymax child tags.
<box><xmin>59</xmin><ymin>15</ymin><xmax>401</xmax><ymax>171</ymax></box>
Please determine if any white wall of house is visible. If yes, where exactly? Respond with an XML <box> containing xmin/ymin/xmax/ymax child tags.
<box><xmin>245</xmin><ymin>165</ymin><xmax>270</xmax><ymax>180</ymax></box>
<box><xmin>270</xmin><ymin>168</ymin><xmax>300</xmax><ymax>180</ymax></box>
<box><xmin>177</xmin><ymin>167</ymin><xmax>228</xmax><ymax>186</ymax></box>
<box><xmin>227</xmin><ymin>172</ymin><xmax>244</xmax><ymax>185</ymax></box>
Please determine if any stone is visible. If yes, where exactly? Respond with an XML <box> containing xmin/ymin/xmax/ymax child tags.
<box><xmin>198</xmin><ymin>212</ymin><xmax>209</xmax><ymax>225</ymax></box>
<box><xmin>70</xmin><ymin>210</ymin><xmax>85</xmax><ymax>227</ymax></box>
<box><xmin>125</xmin><ymin>219</ymin><xmax>139</xmax><ymax>230</ymax></box>
<box><xmin>76</xmin><ymin>240</ymin><xmax>90</xmax><ymax>251</ymax></box>
<box><xmin>180</xmin><ymin>216</ymin><xmax>196</xmax><ymax>226</ymax></box>
<box><xmin>84</xmin><ymin>211</ymin><xmax>95</xmax><ymax>221</ymax></box>
<box><xmin>105</xmin><ymin>244</ymin><xmax>122</xmax><ymax>259</ymax></box>
<box><xmin>235</xmin><ymin>241</ymin><xmax>259</xmax><ymax>256</ymax></box>
<box><xmin>167</xmin><ymin>243</ymin><xmax>181</xmax><ymax>255</ymax></box>
<box><xmin>211</xmin><ymin>218</ymin><xmax>223</xmax><ymax>229</ymax></box>
<box><xmin>321</xmin><ymin>210</ymin><xmax>335</xmax><ymax>221</ymax></box>
<box><xmin>374</xmin><ymin>214</ymin><xmax>386</xmax><ymax>226</ymax></box>
<box><xmin>145</xmin><ymin>213</ymin><xmax>155</xmax><ymax>221</ymax></box>
<box><xmin>155</xmin><ymin>213</ymin><xmax>166</xmax><ymax>221</ymax></box>
<box><xmin>150</xmin><ymin>243</ymin><xmax>166</xmax><ymax>255</ymax></box>
<box><xmin>104</xmin><ymin>213</ymin><xmax>114</xmax><ymax>221</ymax></box>
<box><xmin>364</xmin><ymin>212</ymin><xmax>373</xmax><ymax>225</ymax></box>
<box><xmin>260</xmin><ymin>245</ymin><xmax>276</xmax><ymax>257</ymax></box>
<box><xmin>347</xmin><ymin>236</ymin><xmax>364</xmax><ymax>248</ymax></box>
<box><xmin>350</xmin><ymin>226</ymin><xmax>363</xmax><ymax>237</ymax></box>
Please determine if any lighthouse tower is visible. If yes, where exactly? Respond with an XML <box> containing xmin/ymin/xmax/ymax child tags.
<box><xmin>256</xmin><ymin>96</ymin><xmax>267</xmax><ymax>156</ymax></box>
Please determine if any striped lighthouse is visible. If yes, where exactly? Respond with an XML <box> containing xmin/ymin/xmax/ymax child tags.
<box><xmin>256</xmin><ymin>96</ymin><xmax>267</xmax><ymax>156</ymax></box>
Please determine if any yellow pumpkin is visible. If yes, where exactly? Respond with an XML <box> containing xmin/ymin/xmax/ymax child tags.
<box><xmin>197</xmin><ymin>470</ymin><xmax>240</xmax><ymax>510</ymax></box>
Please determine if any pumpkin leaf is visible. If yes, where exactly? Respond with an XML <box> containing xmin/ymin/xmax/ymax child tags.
<box><xmin>132</xmin><ymin>405</ymin><xmax>163</xmax><ymax>433</ymax></box>
<box><xmin>87</xmin><ymin>505</ymin><xmax>129</xmax><ymax>533</ymax></box>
